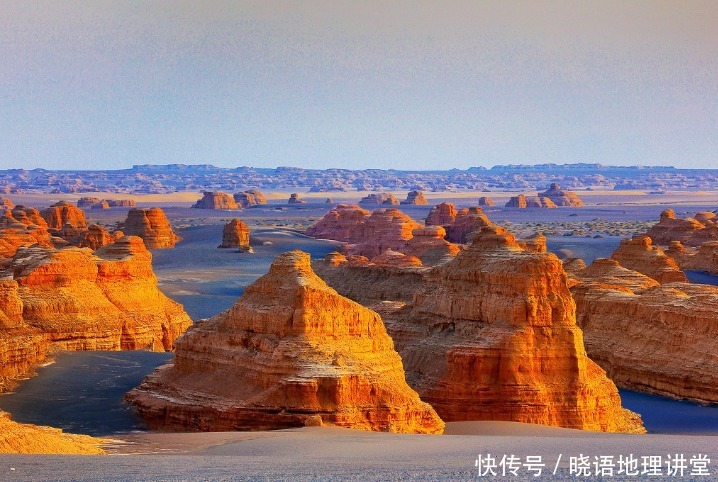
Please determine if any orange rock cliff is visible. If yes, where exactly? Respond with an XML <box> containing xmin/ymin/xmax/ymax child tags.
<box><xmin>126</xmin><ymin>251</ymin><xmax>444</xmax><ymax>434</ymax></box>
<box><xmin>122</xmin><ymin>207</ymin><xmax>179</xmax><ymax>249</ymax></box>
<box><xmin>218</xmin><ymin>218</ymin><xmax>251</xmax><ymax>251</ymax></box>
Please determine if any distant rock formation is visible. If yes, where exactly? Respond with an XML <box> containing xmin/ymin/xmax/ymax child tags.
<box><xmin>477</xmin><ymin>196</ymin><xmax>494</xmax><ymax>206</ymax></box>
<box><xmin>40</xmin><ymin>201</ymin><xmax>88</xmax><ymax>232</ymax></box>
<box><xmin>91</xmin><ymin>200</ymin><xmax>110</xmax><ymax>209</ymax></box>
<box><xmin>370</xmin><ymin>249</ymin><xmax>423</xmax><ymax>268</ymax></box>
<box><xmin>645</xmin><ymin>209</ymin><xmax>718</xmax><ymax>247</ymax></box>
<box><xmin>571</xmin><ymin>257</ymin><xmax>718</xmax><ymax>404</ymax></box>
<box><xmin>192</xmin><ymin>191</ymin><xmax>239</xmax><ymax>210</ymax></box>
<box><xmin>305</xmin><ymin>204</ymin><xmax>370</xmax><ymax>242</ymax></box>
<box><xmin>324</xmin><ymin>198</ymin><xmax>334</xmax><ymax>204</ymax></box>
<box><xmin>610</xmin><ymin>235</ymin><xmax>687</xmax><ymax>283</ymax></box>
<box><xmin>538</xmin><ymin>183</ymin><xmax>584</xmax><ymax>207</ymax></box>
<box><xmin>122</xmin><ymin>208</ymin><xmax>178</xmax><ymax>249</ymax></box>
<box><xmin>400</xmin><ymin>190</ymin><xmax>428</xmax><ymax>205</ymax></box>
<box><xmin>233</xmin><ymin>189</ymin><xmax>267</xmax><ymax>208</ymax></box>
<box><xmin>218</xmin><ymin>219</ymin><xmax>251</xmax><ymax>252</ymax></box>
<box><xmin>127</xmin><ymin>251</ymin><xmax>444</xmax><ymax>434</ymax></box>
<box><xmin>382</xmin><ymin>226</ymin><xmax>644</xmax><ymax>432</ymax></box>
<box><xmin>77</xmin><ymin>197</ymin><xmax>102</xmax><ymax>208</ymax></box>
<box><xmin>107</xmin><ymin>199</ymin><xmax>136</xmax><ymax>207</ymax></box>
<box><xmin>288</xmin><ymin>193</ymin><xmax>306</xmax><ymax>204</ymax></box>
<box><xmin>359</xmin><ymin>193</ymin><xmax>399</xmax><ymax>206</ymax></box>
<box><xmin>0</xmin><ymin>237</ymin><xmax>192</xmax><ymax>352</ymax></box>
<box><xmin>505</xmin><ymin>194</ymin><xmax>557</xmax><ymax>208</ymax></box>
<box><xmin>347</xmin><ymin>208</ymin><xmax>421</xmax><ymax>258</ymax></box>
<box><xmin>0</xmin><ymin>411</ymin><xmax>105</xmax><ymax>454</ymax></box>
<box><xmin>425</xmin><ymin>203</ymin><xmax>493</xmax><ymax>243</ymax></box>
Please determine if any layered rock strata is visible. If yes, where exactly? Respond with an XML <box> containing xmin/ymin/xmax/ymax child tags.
<box><xmin>359</xmin><ymin>193</ymin><xmax>399</xmax><ymax>206</ymax></box>
<box><xmin>666</xmin><ymin>241</ymin><xmax>718</xmax><ymax>276</ymax></box>
<box><xmin>40</xmin><ymin>201</ymin><xmax>88</xmax><ymax>232</ymax></box>
<box><xmin>192</xmin><ymin>192</ymin><xmax>239</xmax><ymax>210</ymax></box>
<box><xmin>425</xmin><ymin>203</ymin><xmax>493</xmax><ymax>243</ymax></box>
<box><xmin>645</xmin><ymin>209</ymin><xmax>718</xmax><ymax>247</ymax></box>
<box><xmin>233</xmin><ymin>189</ymin><xmax>267</xmax><ymax>208</ymax></box>
<box><xmin>127</xmin><ymin>251</ymin><xmax>444</xmax><ymax>434</ymax></box>
<box><xmin>403</xmin><ymin>226</ymin><xmax>460</xmax><ymax>265</ymax></box>
<box><xmin>538</xmin><ymin>183</ymin><xmax>584</xmax><ymax>207</ymax></box>
<box><xmin>505</xmin><ymin>195</ymin><xmax>557</xmax><ymax>208</ymax></box>
<box><xmin>304</xmin><ymin>204</ymin><xmax>370</xmax><ymax>242</ymax></box>
<box><xmin>610</xmin><ymin>235</ymin><xmax>687</xmax><ymax>283</ymax></box>
<box><xmin>122</xmin><ymin>208</ymin><xmax>178</xmax><ymax>249</ymax></box>
<box><xmin>347</xmin><ymin>209</ymin><xmax>421</xmax><ymax>258</ymax></box>
<box><xmin>571</xmin><ymin>258</ymin><xmax>718</xmax><ymax>404</ymax></box>
<box><xmin>382</xmin><ymin>226</ymin><xmax>644</xmax><ymax>432</ymax></box>
<box><xmin>218</xmin><ymin>219</ymin><xmax>251</xmax><ymax>251</ymax></box>
<box><xmin>401</xmin><ymin>190</ymin><xmax>428</xmax><ymax>205</ymax></box>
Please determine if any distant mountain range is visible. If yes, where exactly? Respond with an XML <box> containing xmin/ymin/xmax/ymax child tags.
<box><xmin>1</xmin><ymin>163</ymin><xmax>716</xmax><ymax>194</ymax></box>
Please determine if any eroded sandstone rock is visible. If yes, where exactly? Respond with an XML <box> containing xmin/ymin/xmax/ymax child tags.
<box><xmin>304</xmin><ymin>204</ymin><xmax>370</xmax><ymax>242</ymax></box>
<box><xmin>645</xmin><ymin>209</ymin><xmax>716</xmax><ymax>247</ymax></box>
<box><xmin>477</xmin><ymin>196</ymin><xmax>494</xmax><ymax>206</ymax></box>
<box><xmin>539</xmin><ymin>183</ymin><xmax>584</xmax><ymax>207</ymax></box>
<box><xmin>233</xmin><ymin>189</ymin><xmax>267</xmax><ymax>208</ymax></box>
<box><xmin>401</xmin><ymin>190</ymin><xmax>429</xmax><ymax>205</ymax></box>
<box><xmin>610</xmin><ymin>235</ymin><xmax>687</xmax><ymax>283</ymax></box>
<box><xmin>288</xmin><ymin>193</ymin><xmax>306</xmax><ymax>204</ymax></box>
<box><xmin>192</xmin><ymin>191</ymin><xmax>239</xmax><ymax>210</ymax></box>
<box><xmin>40</xmin><ymin>201</ymin><xmax>87</xmax><ymax>232</ymax></box>
<box><xmin>218</xmin><ymin>218</ymin><xmax>251</xmax><ymax>251</ymax></box>
<box><xmin>127</xmin><ymin>251</ymin><xmax>444</xmax><ymax>434</ymax></box>
<box><xmin>505</xmin><ymin>195</ymin><xmax>557</xmax><ymax>208</ymax></box>
<box><xmin>359</xmin><ymin>193</ymin><xmax>399</xmax><ymax>206</ymax></box>
<box><xmin>122</xmin><ymin>208</ymin><xmax>178</xmax><ymax>249</ymax></box>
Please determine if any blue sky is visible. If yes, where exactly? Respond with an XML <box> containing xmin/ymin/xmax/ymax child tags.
<box><xmin>0</xmin><ymin>1</ymin><xmax>716</xmax><ymax>170</ymax></box>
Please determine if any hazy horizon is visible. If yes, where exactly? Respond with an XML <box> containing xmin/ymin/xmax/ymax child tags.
<box><xmin>1</xmin><ymin>1</ymin><xmax>716</xmax><ymax>171</ymax></box>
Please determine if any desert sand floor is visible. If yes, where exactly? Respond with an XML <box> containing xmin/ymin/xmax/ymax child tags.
<box><xmin>0</xmin><ymin>423</ymin><xmax>716</xmax><ymax>481</ymax></box>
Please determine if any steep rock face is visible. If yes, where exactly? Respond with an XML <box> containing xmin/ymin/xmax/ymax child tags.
<box><xmin>122</xmin><ymin>208</ymin><xmax>178</xmax><ymax>249</ymax></box>
<box><xmin>403</xmin><ymin>226</ymin><xmax>460</xmax><ymax>265</ymax></box>
<box><xmin>2</xmin><ymin>237</ymin><xmax>191</xmax><ymax>351</ymax></box>
<box><xmin>518</xmin><ymin>232</ymin><xmax>547</xmax><ymax>253</ymax></box>
<box><xmin>192</xmin><ymin>192</ymin><xmax>239</xmax><ymax>210</ymax></box>
<box><xmin>0</xmin><ymin>208</ymin><xmax>54</xmax><ymax>259</ymax></box>
<box><xmin>233</xmin><ymin>189</ymin><xmax>267</xmax><ymax>208</ymax></box>
<box><xmin>610</xmin><ymin>235</ymin><xmax>687</xmax><ymax>283</ymax></box>
<box><xmin>371</xmin><ymin>249</ymin><xmax>423</xmax><ymax>268</ymax></box>
<box><xmin>218</xmin><ymin>218</ymin><xmax>251</xmax><ymax>251</ymax></box>
<box><xmin>644</xmin><ymin>209</ymin><xmax>716</xmax><ymax>247</ymax></box>
<box><xmin>347</xmin><ymin>209</ymin><xmax>422</xmax><ymax>258</ymax></box>
<box><xmin>78</xmin><ymin>225</ymin><xmax>121</xmax><ymax>251</ymax></box>
<box><xmin>505</xmin><ymin>195</ymin><xmax>557</xmax><ymax>208</ymax></box>
<box><xmin>667</xmin><ymin>241</ymin><xmax>718</xmax><ymax>275</ymax></box>
<box><xmin>425</xmin><ymin>202</ymin><xmax>458</xmax><ymax>227</ymax></box>
<box><xmin>11</xmin><ymin>206</ymin><xmax>48</xmax><ymax>228</ymax></box>
<box><xmin>359</xmin><ymin>193</ymin><xmax>399</xmax><ymax>206</ymax></box>
<box><xmin>304</xmin><ymin>204</ymin><xmax>370</xmax><ymax>242</ymax></box>
<box><xmin>477</xmin><ymin>196</ymin><xmax>494</xmax><ymax>206</ymax></box>
<box><xmin>571</xmin><ymin>258</ymin><xmax>718</xmax><ymax>404</ymax></box>
<box><xmin>0</xmin><ymin>412</ymin><xmax>105</xmax><ymax>454</ymax></box>
<box><xmin>91</xmin><ymin>200</ymin><xmax>110</xmax><ymax>210</ymax></box>
<box><xmin>425</xmin><ymin>203</ymin><xmax>493</xmax><ymax>244</ymax></box>
<box><xmin>288</xmin><ymin>193</ymin><xmax>306</xmax><ymax>204</ymax></box>
<box><xmin>77</xmin><ymin>197</ymin><xmax>103</xmax><ymax>207</ymax></box>
<box><xmin>127</xmin><ymin>251</ymin><xmax>444</xmax><ymax>434</ymax></box>
<box><xmin>384</xmin><ymin>226</ymin><xmax>644</xmax><ymax>433</ymax></box>
<box><xmin>0</xmin><ymin>279</ymin><xmax>49</xmax><ymax>391</ymax></box>
<box><xmin>40</xmin><ymin>201</ymin><xmax>87</xmax><ymax>232</ymax></box>
<box><xmin>401</xmin><ymin>190</ymin><xmax>429</xmax><ymax>205</ymax></box>
<box><xmin>539</xmin><ymin>183</ymin><xmax>584</xmax><ymax>207</ymax></box>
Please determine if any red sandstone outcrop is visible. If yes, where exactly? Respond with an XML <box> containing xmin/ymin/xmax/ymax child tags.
<box><xmin>288</xmin><ymin>193</ymin><xmax>306</xmax><ymax>204</ymax></box>
<box><xmin>40</xmin><ymin>201</ymin><xmax>88</xmax><ymax>232</ymax></box>
<box><xmin>403</xmin><ymin>226</ymin><xmax>460</xmax><ymax>265</ymax></box>
<box><xmin>77</xmin><ymin>197</ymin><xmax>103</xmax><ymax>208</ymax></box>
<box><xmin>90</xmin><ymin>200</ymin><xmax>110</xmax><ymax>210</ymax></box>
<box><xmin>0</xmin><ymin>411</ymin><xmax>106</xmax><ymax>454</ymax></box>
<box><xmin>347</xmin><ymin>209</ymin><xmax>422</xmax><ymax>258</ymax></box>
<box><xmin>122</xmin><ymin>208</ymin><xmax>178</xmax><ymax>249</ymax></box>
<box><xmin>518</xmin><ymin>232</ymin><xmax>547</xmax><ymax>253</ymax></box>
<box><xmin>505</xmin><ymin>194</ymin><xmax>557</xmax><ymax>208</ymax></box>
<box><xmin>0</xmin><ymin>208</ymin><xmax>54</xmax><ymax>259</ymax></box>
<box><xmin>77</xmin><ymin>224</ymin><xmax>122</xmax><ymax>251</ymax></box>
<box><xmin>218</xmin><ymin>219</ymin><xmax>251</xmax><ymax>252</ymax></box>
<box><xmin>192</xmin><ymin>191</ymin><xmax>239</xmax><ymax>210</ymax></box>
<box><xmin>539</xmin><ymin>183</ymin><xmax>585</xmax><ymax>207</ymax></box>
<box><xmin>401</xmin><ymin>190</ymin><xmax>428</xmax><ymax>205</ymax></box>
<box><xmin>425</xmin><ymin>203</ymin><xmax>493</xmax><ymax>244</ymax></box>
<box><xmin>304</xmin><ymin>204</ymin><xmax>370</xmax><ymax>242</ymax></box>
<box><xmin>359</xmin><ymin>193</ymin><xmax>399</xmax><ymax>206</ymax></box>
<box><xmin>645</xmin><ymin>209</ymin><xmax>718</xmax><ymax>247</ymax></box>
<box><xmin>126</xmin><ymin>251</ymin><xmax>444</xmax><ymax>434</ymax></box>
<box><xmin>477</xmin><ymin>196</ymin><xmax>494</xmax><ymax>206</ymax></box>
<box><xmin>610</xmin><ymin>235</ymin><xmax>687</xmax><ymax>283</ymax></box>
<box><xmin>381</xmin><ymin>226</ymin><xmax>643</xmax><ymax>432</ymax></box>
<box><xmin>1</xmin><ymin>238</ymin><xmax>191</xmax><ymax>351</ymax></box>
<box><xmin>11</xmin><ymin>206</ymin><xmax>48</xmax><ymax>228</ymax></box>
<box><xmin>233</xmin><ymin>189</ymin><xmax>267</xmax><ymax>208</ymax></box>
<box><xmin>666</xmin><ymin>241</ymin><xmax>718</xmax><ymax>276</ymax></box>
<box><xmin>571</xmin><ymin>258</ymin><xmax>718</xmax><ymax>404</ymax></box>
